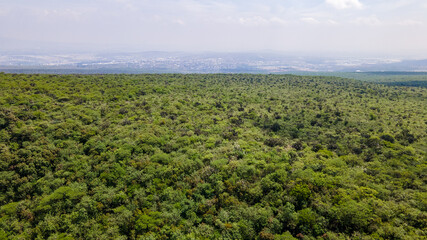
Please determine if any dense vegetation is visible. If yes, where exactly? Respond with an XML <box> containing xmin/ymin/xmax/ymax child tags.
<box><xmin>0</xmin><ymin>73</ymin><xmax>426</xmax><ymax>239</ymax></box>
<box><xmin>292</xmin><ymin>72</ymin><xmax>427</xmax><ymax>88</ymax></box>
<box><xmin>355</xmin><ymin>72</ymin><xmax>427</xmax><ymax>88</ymax></box>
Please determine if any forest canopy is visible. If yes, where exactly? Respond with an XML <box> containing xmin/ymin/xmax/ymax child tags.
<box><xmin>0</xmin><ymin>73</ymin><xmax>426</xmax><ymax>239</ymax></box>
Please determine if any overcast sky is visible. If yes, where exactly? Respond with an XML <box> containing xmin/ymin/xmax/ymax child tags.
<box><xmin>1</xmin><ymin>0</ymin><xmax>427</xmax><ymax>57</ymax></box>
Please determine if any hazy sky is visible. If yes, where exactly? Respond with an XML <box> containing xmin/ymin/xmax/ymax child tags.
<box><xmin>1</xmin><ymin>0</ymin><xmax>427</xmax><ymax>57</ymax></box>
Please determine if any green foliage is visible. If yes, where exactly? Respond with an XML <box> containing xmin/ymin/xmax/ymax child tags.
<box><xmin>135</xmin><ymin>210</ymin><xmax>163</xmax><ymax>234</ymax></box>
<box><xmin>0</xmin><ymin>73</ymin><xmax>426</xmax><ymax>239</ymax></box>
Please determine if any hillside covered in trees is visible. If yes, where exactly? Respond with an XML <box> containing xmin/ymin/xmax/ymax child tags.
<box><xmin>0</xmin><ymin>73</ymin><xmax>426</xmax><ymax>239</ymax></box>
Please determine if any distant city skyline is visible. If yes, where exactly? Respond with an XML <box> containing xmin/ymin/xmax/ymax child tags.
<box><xmin>1</xmin><ymin>0</ymin><xmax>427</xmax><ymax>58</ymax></box>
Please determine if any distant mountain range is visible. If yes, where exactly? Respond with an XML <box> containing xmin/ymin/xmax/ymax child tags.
<box><xmin>1</xmin><ymin>52</ymin><xmax>427</xmax><ymax>73</ymax></box>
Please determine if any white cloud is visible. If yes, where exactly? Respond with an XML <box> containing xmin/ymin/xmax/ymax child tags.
<box><xmin>269</xmin><ymin>17</ymin><xmax>288</xmax><ymax>26</ymax></box>
<box><xmin>301</xmin><ymin>17</ymin><xmax>320</xmax><ymax>24</ymax></box>
<box><xmin>353</xmin><ymin>16</ymin><xmax>381</xmax><ymax>26</ymax></box>
<box><xmin>0</xmin><ymin>7</ymin><xmax>10</xmax><ymax>16</ymax></box>
<box><xmin>238</xmin><ymin>16</ymin><xmax>287</xmax><ymax>26</ymax></box>
<box><xmin>398</xmin><ymin>19</ymin><xmax>423</xmax><ymax>26</ymax></box>
<box><xmin>173</xmin><ymin>19</ymin><xmax>185</xmax><ymax>25</ymax></box>
<box><xmin>326</xmin><ymin>0</ymin><xmax>363</xmax><ymax>10</ymax></box>
<box><xmin>239</xmin><ymin>16</ymin><xmax>269</xmax><ymax>26</ymax></box>
<box><xmin>29</xmin><ymin>8</ymin><xmax>91</xmax><ymax>21</ymax></box>
<box><xmin>327</xmin><ymin>19</ymin><xmax>339</xmax><ymax>25</ymax></box>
